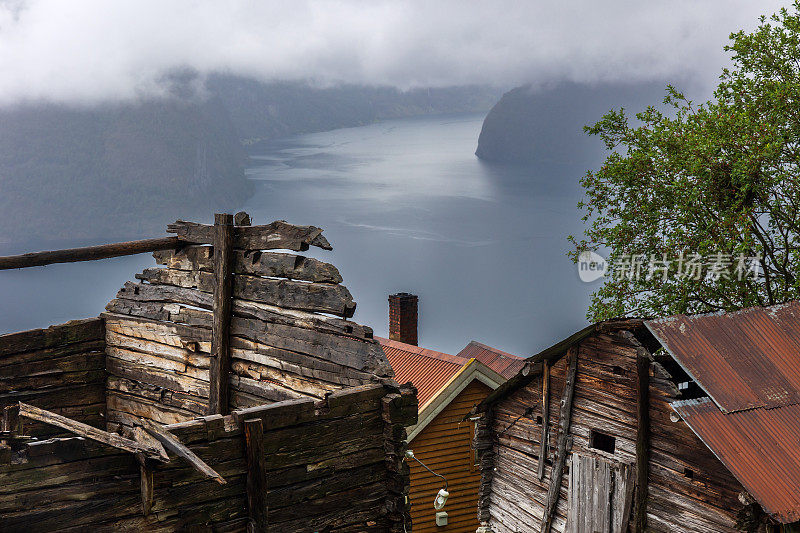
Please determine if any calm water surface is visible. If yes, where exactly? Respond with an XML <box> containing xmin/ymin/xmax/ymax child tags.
<box><xmin>0</xmin><ymin>113</ymin><xmax>597</xmax><ymax>356</ymax></box>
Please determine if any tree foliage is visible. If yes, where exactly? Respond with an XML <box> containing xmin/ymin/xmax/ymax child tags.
<box><xmin>570</xmin><ymin>3</ymin><xmax>800</xmax><ymax>321</ymax></box>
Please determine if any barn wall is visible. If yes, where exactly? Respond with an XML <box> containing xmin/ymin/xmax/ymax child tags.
<box><xmin>103</xmin><ymin>243</ymin><xmax>393</xmax><ymax>434</ymax></box>
<box><xmin>409</xmin><ymin>379</ymin><xmax>490</xmax><ymax>532</ymax></box>
<box><xmin>0</xmin><ymin>382</ymin><xmax>416</xmax><ymax>532</ymax></box>
<box><xmin>481</xmin><ymin>332</ymin><xmax>747</xmax><ymax>533</ymax></box>
<box><xmin>0</xmin><ymin>318</ymin><xmax>106</xmax><ymax>438</ymax></box>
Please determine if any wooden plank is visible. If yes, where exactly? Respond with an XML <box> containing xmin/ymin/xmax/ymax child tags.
<box><xmin>18</xmin><ymin>402</ymin><xmax>167</xmax><ymax>461</ymax></box>
<box><xmin>634</xmin><ymin>347</ymin><xmax>650</xmax><ymax>532</ymax></box>
<box><xmin>0</xmin><ymin>237</ymin><xmax>180</xmax><ymax>270</ymax></box>
<box><xmin>209</xmin><ymin>213</ymin><xmax>234</xmax><ymax>416</ymax></box>
<box><xmin>153</xmin><ymin>246</ymin><xmax>343</xmax><ymax>283</ymax></box>
<box><xmin>135</xmin><ymin>268</ymin><xmax>356</xmax><ymax>318</ymax></box>
<box><xmin>244</xmin><ymin>418</ymin><xmax>268</xmax><ymax>532</ymax></box>
<box><xmin>537</xmin><ymin>361</ymin><xmax>550</xmax><ymax>480</ymax></box>
<box><xmin>540</xmin><ymin>346</ymin><xmax>578</xmax><ymax>533</ymax></box>
<box><xmin>138</xmin><ymin>418</ymin><xmax>226</xmax><ymax>484</ymax></box>
<box><xmin>167</xmin><ymin>220</ymin><xmax>332</xmax><ymax>251</ymax></box>
<box><xmin>0</xmin><ymin>318</ymin><xmax>104</xmax><ymax>357</ymax></box>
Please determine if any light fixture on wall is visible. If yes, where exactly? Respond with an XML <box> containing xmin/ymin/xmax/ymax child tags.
<box><xmin>404</xmin><ymin>449</ymin><xmax>449</xmax><ymax>509</ymax></box>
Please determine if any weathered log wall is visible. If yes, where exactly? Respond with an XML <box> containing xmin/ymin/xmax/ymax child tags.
<box><xmin>103</xmin><ymin>219</ymin><xmax>393</xmax><ymax>434</ymax></box>
<box><xmin>0</xmin><ymin>319</ymin><xmax>106</xmax><ymax>438</ymax></box>
<box><xmin>0</xmin><ymin>382</ymin><xmax>416</xmax><ymax>532</ymax></box>
<box><xmin>479</xmin><ymin>331</ymin><xmax>747</xmax><ymax>532</ymax></box>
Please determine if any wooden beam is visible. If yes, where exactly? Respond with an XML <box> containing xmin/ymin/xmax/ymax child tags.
<box><xmin>139</xmin><ymin>418</ymin><xmax>226</xmax><ymax>484</ymax></box>
<box><xmin>209</xmin><ymin>213</ymin><xmax>234</xmax><ymax>415</ymax></box>
<box><xmin>133</xmin><ymin>426</ymin><xmax>162</xmax><ymax>516</ymax></box>
<box><xmin>168</xmin><ymin>219</ymin><xmax>332</xmax><ymax>251</ymax></box>
<box><xmin>17</xmin><ymin>402</ymin><xmax>167</xmax><ymax>461</ymax></box>
<box><xmin>0</xmin><ymin>237</ymin><xmax>181</xmax><ymax>270</ymax></box>
<box><xmin>540</xmin><ymin>346</ymin><xmax>579</xmax><ymax>533</ymax></box>
<box><xmin>244</xmin><ymin>418</ymin><xmax>268</xmax><ymax>532</ymax></box>
<box><xmin>537</xmin><ymin>361</ymin><xmax>550</xmax><ymax>480</ymax></box>
<box><xmin>634</xmin><ymin>349</ymin><xmax>651</xmax><ymax>532</ymax></box>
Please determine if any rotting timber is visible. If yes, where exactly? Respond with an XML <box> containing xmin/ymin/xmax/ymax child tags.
<box><xmin>0</xmin><ymin>214</ymin><xmax>417</xmax><ymax>532</ymax></box>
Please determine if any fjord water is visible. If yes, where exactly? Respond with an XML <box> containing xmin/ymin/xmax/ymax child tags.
<box><xmin>0</xmin><ymin>113</ymin><xmax>594</xmax><ymax>356</ymax></box>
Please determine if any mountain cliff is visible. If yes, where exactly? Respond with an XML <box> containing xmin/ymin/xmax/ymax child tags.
<box><xmin>475</xmin><ymin>82</ymin><xmax>665</xmax><ymax>165</ymax></box>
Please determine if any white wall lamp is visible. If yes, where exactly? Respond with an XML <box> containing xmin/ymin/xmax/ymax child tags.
<box><xmin>405</xmin><ymin>449</ymin><xmax>449</xmax><ymax>513</ymax></box>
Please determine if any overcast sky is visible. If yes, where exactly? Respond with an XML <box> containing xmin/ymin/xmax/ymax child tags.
<box><xmin>0</xmin><ymin>0</ymin><xmax>790</xmax><ymax>105</ymax></box>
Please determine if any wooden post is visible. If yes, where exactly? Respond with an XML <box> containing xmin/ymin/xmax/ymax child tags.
<box><xmin>634</xmin><ymin>350</ymin><xmax>650</xmax><ymax>532</ymax></box>
<box><xmin>244</xmin><ymin>418</ymin><xmax>268</xmax><ymax>532</ymax></box>
<box><xmin>540</xmin><ymin>346</ymin><xmax>579</xmax><ymax>533</ymax></box>
<box><xmin>208</xmin><ymin>213</ymin><xmax>234</xmax><ymax>415</ymax></box>
<box><xmin>537</xmin><ymin>361</ymin><xmax>550</xmax><ymax>480</ymax></box>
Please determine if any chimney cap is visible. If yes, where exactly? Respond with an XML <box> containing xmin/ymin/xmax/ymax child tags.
<box><xmin>389</xmin><ymin>292</ymin><xmax>418</xmax><ymax>300</ymax></box>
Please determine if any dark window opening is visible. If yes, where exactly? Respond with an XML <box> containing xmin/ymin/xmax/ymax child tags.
<box><xmin>684</xmin><ymin>468</ymin><xmax>694</xmax><ymax>479</ymax></box>
<box><xmin>612</xmin><ymin>366</ymin><xmax>625</xmax><ymax>375</ymax></box>
<box><xmin>589</xmin><ymin>430</ymin><xmax>616</xmax><ymax>454</ymax></box>
<box><xmin>536</xmin><ymin>415</ymin><xmax>543</xmax><ymax>424</ymax></box>
<box><xmin>678</xmin><ymin>381</ymin><xmax>705</xmax><ymax>400</ymax></box>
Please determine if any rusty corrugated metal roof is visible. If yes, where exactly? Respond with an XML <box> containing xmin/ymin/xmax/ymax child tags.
<box><xmin>646</xmin><ymin>302</ymin><xmax>800</xmax><ymax>413</ymax></box>
<box><xmin>377</xmin><ymin>337</ymin><xmax>466</xmax><ymax>406</ymax></box>
<box><xmin>456</xmin><ymin>341</ymin><xmax>524</xmax><ymax>379</ymax></box>
<box><xmin>673</xmin><ymin>398</ymin><xmax>800</xmax><ymax>523</ymax></box>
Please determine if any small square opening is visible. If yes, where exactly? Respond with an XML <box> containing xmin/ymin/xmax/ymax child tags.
<box><xmin>612</xmin><ymin>366</ymin><xmax>625</xmax><ymax>375</ymax></box>
<box><xmin>683</xmin><ymin>468</ymin><xmax>694</xmax><ymax>479</ymax></box>
<box><xmin>536</xmin><ymin>415</ymin><xmax>543</xmax><ymax>424</ymax></box>
<box><xmin>589</xmin><ymin>430</ymin><xmax>616</xmax><ymax>454</ymax></box>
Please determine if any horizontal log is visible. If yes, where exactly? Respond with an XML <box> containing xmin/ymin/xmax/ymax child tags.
<box><xmin>18</xmin><ymin>402</ymin><xmax>167</xmax><ymax>461</ymax></box>
<box><xmin>107</xmin><ymin>288</ymin><xmax>373</xmax><ymax>341</ymax></box>
<box><xmin>135</xmin><ymin>268</ymin><xmax>356</xmax><ymax>317</ymax></box>
<box><xmin>0</xmin><ymin>237</ymin><xmax>181</xmax><ymax>270</ymax></box>
<box><xmin>167</xmin><ymin>220</ymin><xmax>332</xmax><ymax>252</ymax></box>
<box><xmin>0</xmin><ymin>319</ymin><xmax>104</xmax><ymax>357</ymax></box>
<box><xmin>153</xmin><ymin>246</ymin><xmax>343</xmax><ymax>283</ymax></box>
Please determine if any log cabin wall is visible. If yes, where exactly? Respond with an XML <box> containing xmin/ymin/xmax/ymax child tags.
<box><xmin>479</xmin><ymin>330</ymin><xmax>749</xmax><ymax>533</ymax></box>
<box><xmin>103</xmin><ymin>219</ymin><xmax>394</xmax><ymax>434</ymax></box>
<box><xmin>0</xmin><ymin>318</ymin><xmax>106</xmax><ymax>438</ymax></box>
<box><xmin>0</xmin><ymin>382</ymin><xmax>416</xmax><ymax>532</ymax></box>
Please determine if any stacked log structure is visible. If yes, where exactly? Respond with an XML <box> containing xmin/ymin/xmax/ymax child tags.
<box><xmin>0</xmin><ymin>382</ymin><xmax>417</xmax><ymax>532</ymax></box>
<box><xmin>0</xmin><ymin>319</ymin><xmax>106</xmax><ymax>439</ymax></box>
<box><xmin>103</xmin><ymin>218</ymin><xmax>393</xmax><ymax>434</ymax></box>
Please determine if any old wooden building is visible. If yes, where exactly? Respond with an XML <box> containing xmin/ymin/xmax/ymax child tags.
<box><xmin>474</xmin><ymin>304</ymin><xmax>800</xmax><ymax>532</ymax></box>
<box><xmin>0</xmin><ymin>215</ymin><xmax>416</xmax><ymax>532</ymax></box>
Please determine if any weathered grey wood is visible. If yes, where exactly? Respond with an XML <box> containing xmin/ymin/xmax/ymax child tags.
<box><xmin>167</xmin><ymin>220</ymin><xmax>332</xmax><ymax>251</ymax></box>
<box><xmin>537</xmin><ymin>361</ymin><xmax>550</xmax><ymax>480</ymax></box>
<box><xmin>18</xmin><ymin>402</ymin><xmax>167</xmax><ymax>461</ymax></box>
<box><xmin>138</xmin><ymin>418</ymin><xmax>226</xmax><ymax>484</ymax></box>
<box><xmin>0</xmin><ymin>318</ymin><xmax>104</xmax><ymax>357</ymax></box>
<box><xmin>136</xmin><ymin>268</ymin><xmax>356</xmax><ymax>317</ymax></box>
<box><xmin>634</xmin><ymin>347</ymin><xmax>650</xmax><ymax>532</ymax></box>
<box><xmin>0</xmin><ymin>237</ymin><xmax>181</xmax><ymax>270</ymax></box>
<box><xmin>209</xmin><ymin>213</ymin><xmax>234</xmax><ymax>416</ymax></box>
<box><xmin>108</xmin><ymin>285</ymin><xmax>370</xmax><ymax>340</ymax></box>
<box><xmin>153</xmin><ymin>246</ymin><xmax>343</xmax><ymax>283</ymax></box>
<box><xmin>540</xmin><ymin>346</ymin><xmax>578</xmax><ymax>533</ymax></box>
<box><xmin>244</xmin><ymin>418</ymin><xmax>268</xmax><ymax>532</ymax></box>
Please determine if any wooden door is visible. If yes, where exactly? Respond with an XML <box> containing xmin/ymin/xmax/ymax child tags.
<box><xmin>565</xmin><ymin>453</ymin><xmax>633</xmax><ymax>533</ymax></box>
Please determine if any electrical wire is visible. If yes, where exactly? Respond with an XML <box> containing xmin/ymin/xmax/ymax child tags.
<box><xmin>408</xmin><ymin>453</ymin><xmax>448</xmax><ymax>491</ymax></box>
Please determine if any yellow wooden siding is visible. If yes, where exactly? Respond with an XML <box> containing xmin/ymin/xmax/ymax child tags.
<box><xmin>409</xmin><ymin>380</ymin><xmax>491</xmax><ymax>532</ymax></box>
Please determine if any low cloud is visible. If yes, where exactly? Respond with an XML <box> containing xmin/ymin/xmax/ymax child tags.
<box><xmin>0</xmin><ymin>0</ymin><xmax>789</xmax><ymax>105</ymax></box>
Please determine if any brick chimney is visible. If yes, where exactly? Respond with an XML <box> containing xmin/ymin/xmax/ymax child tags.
<box><xmin>388</xmin><ymin>293</ymin><xmax>418</xmax><ymax>346</ymax></box>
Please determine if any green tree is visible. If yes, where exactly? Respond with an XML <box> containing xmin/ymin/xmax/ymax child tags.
<box><xmin>570</xmin><ymin>2</ymin><xmax>800</xmax><ymax>321</ymax></box>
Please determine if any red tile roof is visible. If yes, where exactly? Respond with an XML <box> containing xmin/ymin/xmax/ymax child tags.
<box><xmin>456</xmin><ymin>341</ymin><xmax>525</xmax><ymax>379</ymax></box>
<box><xmin>377</xmin><ymin>337</ymin><xmax>466</xmax><ymax>407</ymax></box>
<box><xmin>646</xmin><ymin>301</ymin><xmax>800</xmax><ymax>523</ymax></box>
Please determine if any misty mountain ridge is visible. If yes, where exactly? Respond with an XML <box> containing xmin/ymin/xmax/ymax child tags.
<box><xmin>475</xmin><ymin>82</ymin><xmax>668</xmax><ymax>166</ymax></box>
<box><xmin>0</xmin><ymin>78</ymin><xmax>501</xmax><ymax>246</ymax></box>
